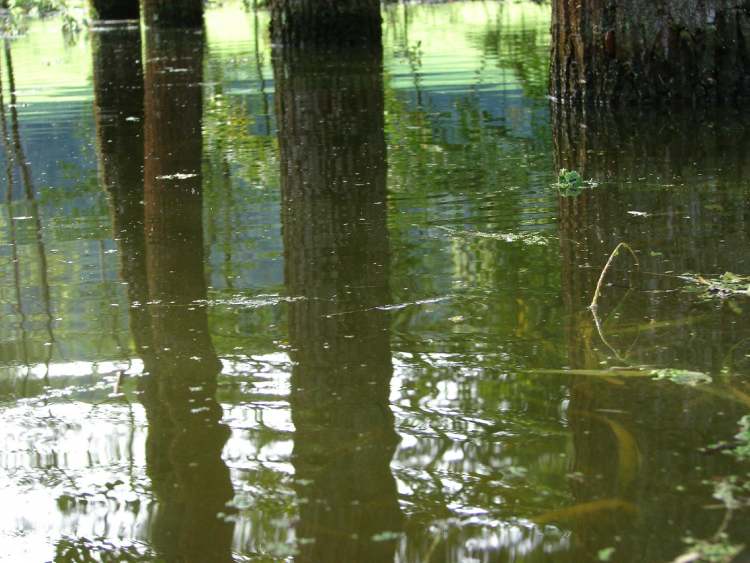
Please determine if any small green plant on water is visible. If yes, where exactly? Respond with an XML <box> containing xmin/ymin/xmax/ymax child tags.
<box><xmin>552</xmin><ymin>168</ymin><xmax>598</xmax><ymax>196</ymax></box>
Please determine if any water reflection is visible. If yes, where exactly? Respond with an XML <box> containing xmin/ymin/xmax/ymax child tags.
<box><xmin>274</xmin><ymin>43</ymin><xmax>403</xmax><ymax>561</ymax></box>
<box><xmin>141</xmin><ymin>28</ymin><xmax>235</xmax><ymax>562</ymax></box>
<box><xmin>1</xmin><ymin>38</ymin><xmax>55</xmax><ymax>387</ymax></box>
<box><xmin>4</xmin><ymin>3</ymin><xmax>750</xmax><ymax>562</ymax></box>
<box><xmin>555</xmin><ymin>106</ymin><xmax>750</xmax><ymax>560</ymax></box>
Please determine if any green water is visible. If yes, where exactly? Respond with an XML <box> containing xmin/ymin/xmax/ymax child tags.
<box><xmin>1</xmin><ymin>2</ymin><xmax>750</xmax><ymax>562</ymax></box>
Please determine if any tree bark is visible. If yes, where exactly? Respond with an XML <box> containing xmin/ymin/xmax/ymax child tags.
<box><xmin>551</xmin><ymin>0</ymin><xmax>750</xmax><ymax>105</ymax></box>
<box><xmin>269</xmin><ymin>0</ymin><xmax>381</xmax><ymax>48</ymax></box>
<box><xmin>142</xmin><ymin>0</ymin><xmax>202</xmax><ymax>28</ymax></box>
<box><xmin>89</xmin><ymin>0</ymin><xmax>139</xmax><ymax>20</ymax></box>
<box><xmin>274</xmin><ymin>45</ymin><xmax>402</xmax><ymax>562</ymax></box>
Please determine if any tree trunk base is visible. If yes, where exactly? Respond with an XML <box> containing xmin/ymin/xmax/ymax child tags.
<box><xmin>551</xmin><ymin>0</ymin><xmax>750</xmax><ymax>106</ymax></box>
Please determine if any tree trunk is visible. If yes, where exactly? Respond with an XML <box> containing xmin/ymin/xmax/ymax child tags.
<box><xmin>142</xmin><ymin>28</ymin><xmax>235</xmax><ymax>563</ymax></box>
<box><xmin>88</xmin><ymin>0</ymin><xmax>139</xmax><ymax>20</ymax></box>
<box><xmin>274</xmin><ymin>45</ymin><xmax>402</xmax><ymax>562</ymax></box>
<box><xmin>551</xmin><ymin>0</ymin><xmax>750</xmax><ymax>105</ymax></box>
<box><xmin>269</xmin><ymin>0</ymin><xmax>381</xmax><ymax>47</ymax></box>
<box><xmin>142</xmin><ymin>0</ymin><xmax>202</xmax><ymax>28</ymax></box>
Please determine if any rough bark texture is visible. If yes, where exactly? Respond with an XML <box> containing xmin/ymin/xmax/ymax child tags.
<box><xmin>89</xmin><ymin>0</ymin><xmax>139</xmax><ymax>20</ymax></box>
<box><xmin>142</xmin><ymin>28</ymin><xmax>235</xmax><ymax>563</ymax></box>
<box><xmin>274</xmin><ymin>46</ymin><xmax>402</xmax><ymax>562</ymax></box>
<box><xmin>142</xmin><ymin>0</ymin><xmax>202</xmax><ymax>28</ymax></box>
<box><xmin>551</xmin><ymin>0</ymin><xmax>750</xmax><ymax>105</ymax></box>
<box><xmin>270</xmin><ymin>0</ymin><xmax>382</xmax><ymax>48</ymax></box>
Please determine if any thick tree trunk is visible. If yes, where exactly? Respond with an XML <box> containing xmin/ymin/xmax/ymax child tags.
<box><xmin>551</xmin><ymin>0</ymin><xmax>750</xmax><ymax>105</ymax></box>
<box><xmin>142</xmin><ymin>0</ymin><xmax>202</xmax><ymax>28</ymax></box>
<box><xmin>274</xmin><ymin>45</ymin><xmax>401</xmax><ymax>563</ymax></box>
<box><xmin>142</xmin><ymin>28</ymin><xmax>234</xmax><ymax>563</ymax></box>
<box><xmin>269</xmin><ymin>0</ymin><xmax>381</xmax><ymax>47</ymax></box>
<box><xmin>88</xmin><ymin>0</ymin><xmax>139</xmax><ymax>20</ymax></box>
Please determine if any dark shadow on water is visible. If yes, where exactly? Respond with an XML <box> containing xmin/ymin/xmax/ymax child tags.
<box><xmin>274</xmin><ymin>43</ymin><xmax>403</xmax><ymax>563</ymax></box>
<box><xmin>87</xmin><ymin>25</ymin><xmax>235</xmax><ymax>563</ymax></box>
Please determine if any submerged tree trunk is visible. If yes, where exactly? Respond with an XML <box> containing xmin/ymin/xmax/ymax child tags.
<box><xmin>274</xmin><ymin>45</ymin><xmax>402</xmax><ymax>562</ymax></box>
<box><xmin>269</xmin><ymin>0</ymin><xmax>381</xmax><ymax>47</ymax></box>
<box><xmin>551</xmin><ymin>0</ymin><xmax>750</xmax><ymax>105</ymax></box>
<box><xmin>142</xmin><ymin>0</ymin><xmax>202</xmax><ymax>28</ymax></box>
<box><xmin>88</xmin><ymin>0</ymin><xmax>139</xmax><ymax>20</ymax></box>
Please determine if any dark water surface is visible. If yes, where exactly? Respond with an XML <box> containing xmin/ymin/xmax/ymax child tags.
<box><xmin>1</xmin><ymin>3</ymin><xmax>750</xmax><ymax>562</ymax></box>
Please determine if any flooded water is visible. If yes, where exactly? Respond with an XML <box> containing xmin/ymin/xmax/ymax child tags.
<box><xmin>1</xmin><ymin>2</ymin><xmax>750</xmax><ymax>562</ymax></box>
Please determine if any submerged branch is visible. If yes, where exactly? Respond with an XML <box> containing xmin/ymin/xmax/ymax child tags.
<box><xmin>590</xmin><ymin>242</ymin><xmax>639</xmax><ymax>311</ymax></box>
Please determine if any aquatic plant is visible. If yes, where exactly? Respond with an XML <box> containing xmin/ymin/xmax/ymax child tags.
<box><xmin>552</xmin><ymin>168</ymin><xmax>598</xmax><ymax>196</ymax></box>
<box><xmin>680</xmin><ymin>272</ymin><xmax>750</xmax><ymax>299</ymax></box>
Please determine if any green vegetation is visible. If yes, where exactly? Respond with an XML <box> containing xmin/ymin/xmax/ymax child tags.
<box><xmin>552</xmin><ymin>168</ymin><xmax>598</xmax><ymax>196</ymax></box>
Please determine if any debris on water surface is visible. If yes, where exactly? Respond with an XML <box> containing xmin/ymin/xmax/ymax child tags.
<box><xmin>651</xmin><ymin>368</ymin><xmax>712</xmax><ymax>386</ymax></box>
<box><xmin>435</xmin><ymin>225</ymin><xmax>549</xmax><ymax>246</ymax></box>
<box><xmin>371</xmin><ymin>531</ymin><xmax>403</xmax><ymax>542</ymax></box>
<box><xmin>680</xmin><ymin>272</ymin><xmax>750</xmax><ymax>299</ymax></box>
<box><xmin>155</xmin><ymin>172</ymin><xmax>198</xmax><ymax>180</ymax></box>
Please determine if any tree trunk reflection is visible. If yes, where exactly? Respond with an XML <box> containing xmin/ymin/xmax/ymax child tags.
<box><xmin>274</xmin><ymin>44</ymin><xmax>402</xmax><ymax>563</ymax></box>
<box><xmin>555</xmin><ymin>106</ymin><xmax>750</xmax><ymax>560</ymax></box>
<box><xmin>142</xmin><ymin>28</ymin><xmax>234</xmax><ymax>563</ymax></box>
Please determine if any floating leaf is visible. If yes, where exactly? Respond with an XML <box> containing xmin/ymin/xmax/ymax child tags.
<box><xmin>651</xmin><ymin>369</ymin><xmax>712</xmax><ymax>386</ymax></box>
<box><xmin>371</xmin><ymin>531</ymin><xmax>403</xmax><ymax>542</ymax></box>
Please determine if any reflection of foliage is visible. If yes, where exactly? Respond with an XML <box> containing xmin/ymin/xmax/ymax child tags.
<box><xmin>54</xmin><ymin>536</ymin><xmax>156</xmax><ymax>562</ymax></box>
<box><xmin>3</xmin><ymin>0</ymin><xmax>85</xmax><ymax>37</ymax></box>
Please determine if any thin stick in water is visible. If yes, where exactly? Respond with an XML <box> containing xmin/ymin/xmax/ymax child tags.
<box><xmin>590</xmin><ymin>242</ymin><xmax>639</xmax><ymax>311</ymax></box>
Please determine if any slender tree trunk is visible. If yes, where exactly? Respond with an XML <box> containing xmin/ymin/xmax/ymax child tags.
<box><xmin>551</xmin><ymin>0</ymin><xmax>750</xmax><ymax>105</ymax></box>
<box><xmin>142</xmin><ymin>28</ymin><xmax>235</xmax><ymax>563</ymax></box>
<box><xmin>274</xmin><ymin>45</ymin><xmax>402</xmax><ymax>562</ymax></box>
<box><xmin>88</xmin><ymin>0</ymin><xmax>139</xmax><ymax>20</ymax></box>
<box><xmin>269</xmin><ymin>0</ymin><xmax>381</xmax><ymax>47</ymax></box>
<box><xmin>142</xmin><ymin>0</ymin><xmax>202</xmax><ymax>28</ymax></box>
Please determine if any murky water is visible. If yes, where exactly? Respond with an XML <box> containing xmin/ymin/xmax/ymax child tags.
<box><xmin>1</xmin><ymin>3</ymin><xmax>750</xmax><ymax>562</ymax></box>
